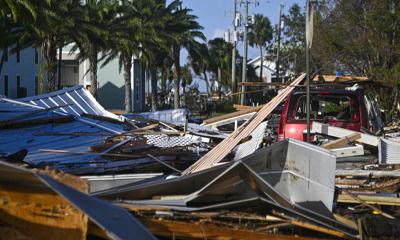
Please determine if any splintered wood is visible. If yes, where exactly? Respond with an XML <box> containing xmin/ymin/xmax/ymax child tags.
<box><xmin>183</xmin><ymin>74</ymin><xmax>306</xmax><ymax>175</ymax></box>
<box><xmin>0</xmin><ymin>171</ymin><xmax>89</xmax><ymax>240</ymax></box>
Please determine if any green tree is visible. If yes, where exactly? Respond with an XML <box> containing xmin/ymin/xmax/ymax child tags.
<box><xmin>248</xmin><ymin>14</ymin><xmax>273</xmax><ymax>82</ymax></box>
<box><xmin>167</xmin><ymin>0</ymin><xmax>206</xmax><ymax>109</ymax></box>
<box><xmin>312</xmin><ymin>0</ymin><xmax>400</xmax><ymax>116</ymax></box>
<box><xmin>71</xmin><ymin>0</ymin><xmax>116</xmax><ymax>99</ymax></box>
<box><xmin>180</xmin><ymin>63</ymin><xmax>193</xmax><ymax>106</ymax></box>
<box><xmin>189</xmin><ymin>43</ymin><xmax>212</xmax><ymax>97</ymax></box>
<box><xmin>15</xmin><ymin>0</ymin><xmax>79</xmax><ymax>93</ymax></box>
<box><xmin>208</xmin><ymin>38</ymin><xmax>233</xmax><ymax>100</ymax></box>
<box><xmin>280</xmin><ymin>4</ymin><xmax>306</xmax><ymax>75</ymax></box>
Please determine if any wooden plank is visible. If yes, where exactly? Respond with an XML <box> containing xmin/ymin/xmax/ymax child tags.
<box><xmin>233</xmin><ymin>104</ymin><xmax>261</xmax><ymax>111</ymax></box>
<box><xmin>312</xmin><ymin>75</ymin><xmax>369</xmax><ymax>82</ymax></box>
<box><xmin>184</xmin><ymin>74</ymin><xmax>305</xmax><ymax>175</ymax></box>
<box><xmin>203</xmin><ymin>105</ymin><xmax>263</xmax><ymax>125</ymax></box>
<box><xmin>312</xmin><ymin>122</ymin><xmax>379</xmax><ymax>147</ymax></box>
<box><xmin>238</xmin><ymin>82</ymin><xmax>289</xmax><ymax>87</ymax></box>
<box><xmin>337</xmin><ymin>194</ymin><xmax>400</xmax><ymax>207</ymax></box>
<box><xmin>333</xmin><ymin>214</ymin><xmax>358</xmax><ymax>230</ymax></box>
<box><xmin>0</xmin><ymin>171</ymin><xmax>89</xmax><ymax>240</ymax></box>
<box><xmin>340</xmin><ymin>191</ymin><xmax>395</xmax><ymax>219</ymax></box>
<box><xmin>138</xmin><ymin>217</ymin><xmax>325</xmax><ymax>240</ymax></box>
<box><xmin>335</xmin><ymin>169</ymin><xmax>400</xmax><ymax>178</ymax></box>
<box><xmin>289</xmin><ymin>219</ymin><xmax>349</xmax><ymax>239</ymax></box>
<box><xmin>322</xmin><ymin>133</ymin><xmax>361</xmax><ymax>149</ymax></box>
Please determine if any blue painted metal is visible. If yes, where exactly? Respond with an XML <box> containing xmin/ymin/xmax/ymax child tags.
<box><xmin>0</xmin><ymin>87</ymin><xmax>139</xmax><ymax>174</ymax></box>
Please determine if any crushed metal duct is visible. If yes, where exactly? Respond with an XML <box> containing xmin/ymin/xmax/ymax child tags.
<box><xmin>96</xmin><ymin>139</ymin><xmax>356</xmax><ymax>237</ymax></box>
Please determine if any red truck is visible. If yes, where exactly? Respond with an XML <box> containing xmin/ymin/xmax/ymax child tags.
<box><xmin>277</xmin><ymin>85</ymin><xmax>371</xmax><ymax>142</ymax></box>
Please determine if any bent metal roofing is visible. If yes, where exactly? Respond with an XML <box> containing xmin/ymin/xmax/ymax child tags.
<box><xmin>0</xmin><ymin>86</ymin><xmax>129</xmax><ymax>174</ymax></box>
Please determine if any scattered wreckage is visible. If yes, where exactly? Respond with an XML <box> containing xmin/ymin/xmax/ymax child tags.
<box><xmin>0</xmin><ymin>75</ymin><xmax>400</xmax><ymax>239</ymax></box>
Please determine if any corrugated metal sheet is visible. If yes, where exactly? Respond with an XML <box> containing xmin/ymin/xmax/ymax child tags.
<box><xmin>17</xmin><ymin>85</ymin><xmax>120</xmax><ymax>120</ymax></box>
<box><xmin>379</xmin><ymin>138</ymin><xmax>400</xmax><ymax>164</ymax></box>
<box><xmin>127</xmin><ymin>108</ymin><xmax>189</xmax><ymax>124</ymax></box>
<box><xmin>0</xmin><ymin>88</ymin><xmax>131</xmax><ymax>174</ymax></box>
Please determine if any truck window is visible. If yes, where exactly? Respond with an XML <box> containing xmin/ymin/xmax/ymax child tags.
<box><xmin>288</xmin><ymin>94</ymin><xmax>359</xmax><ymax>122</ymax></box>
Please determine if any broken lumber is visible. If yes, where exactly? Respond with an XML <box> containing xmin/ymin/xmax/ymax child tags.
<box><xmin>137</xmin><ymin>217</ymin><xmax>324</xmax><ymax>240</ymax></box>
<box><xmin>183</xmin><ymin>74</ymin><xmax>305</xmax><ymax>175</ymax></box>
<box><xmin>322</xmin><ymin>133</ymin><xmax>361</xmax><ymax>149</ymax></box>
<box><xmin>335</xmin><ymin>169</ymin><xmax>400</xmax><ymax>178</ymax></box>
<box><xmin>312</xmin><ymin>122</ymin><xmax>379</xmax><ymax>147</ymax></box>
<box><xmin>202</xmin><ymin>105</ymin><xmax>262</xmax><ymax>126</ymax></box>
<box><xmin>340</xmin><ymin>191</ymin><xmax>395</xmax><ymax>219</ymax></box>
<box><xmin>337</xmin><ymin>194</ymin><xmax>400</xmax><ymax>207</ymax></box>
<box><xmin>233</xmin><ymin>104</ymin><xmax>262</xmax><ymax>111</ymax></box>
<box><xmin>313</xmin><ymin>75</ymin><xmax>369</xmax><ymax>83</ymax></box>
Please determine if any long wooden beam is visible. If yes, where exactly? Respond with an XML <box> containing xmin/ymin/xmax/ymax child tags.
<box><xmin>138</xmin><ymin>218</ymin><xmax>326</xmax><ymax>240</ymax></box>
<box><xmin>184</xmin><ymin>74</ymin><xmax>305</xmax><ymax>174</ymax></box>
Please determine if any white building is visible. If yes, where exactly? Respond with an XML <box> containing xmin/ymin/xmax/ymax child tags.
<box><xmin>0</xmin><ymin>45</ymin><xmax>146</xmax><ymax>111</ymax></box>
<box><xmin>248</xmin><ymin>56</ymin><xmax>294</xmax><ymax>83</ymax></box>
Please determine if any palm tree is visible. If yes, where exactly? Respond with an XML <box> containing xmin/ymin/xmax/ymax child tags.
<box><xmin>140</xmin><ymin>1</ymin><xmax>172</xmax><ymax>112</ymax></box>
<box><xmin>180</xmin><ymin>63</ymin><xmax>193</xmax><ymax>106</ymax></box>
<box><xmin>208</xmin><ymin>38</ymin><xmax>233</xmax><ymax>100</ymax></box>
<box><xmin>71</xmin><ymin>0</ymin><xmax>115</xmax><ymax>99</ymax></box>
<box><xmin>166</xmin><ymin>0</ymin><xmax>206</xmax><ymax>109</ymax></box>
<box><xmin>248</xmin><ymin>14</ymin><xmax>273</xmax><ymax>82</ymax></box>
<box><xmin>189</xmin><ymin>43</ymin><xmax>212</xmax><ymax>97</ymax></box>
<box><xmin>5</xmin><ymin>0</ymin><xmax>75</xmax><ymax>92</ymax></box>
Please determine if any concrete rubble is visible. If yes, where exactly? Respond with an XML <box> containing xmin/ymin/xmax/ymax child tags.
<box><xmin>0</xmin><ymin>83</ymin><xmax>399</xmax><ymax>239</ymax></box>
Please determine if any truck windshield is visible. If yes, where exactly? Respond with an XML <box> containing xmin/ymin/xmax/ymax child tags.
<box><xmin>287</xmin><ymin>94</ymin><xmax>359</xmax><ymax>121</ymax></box>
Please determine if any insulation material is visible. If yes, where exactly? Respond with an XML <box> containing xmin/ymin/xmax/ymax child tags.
<box><xmin>233</xmin><ymin>121</ymin><xmax>268</xmax><ymax>160</ymax></box>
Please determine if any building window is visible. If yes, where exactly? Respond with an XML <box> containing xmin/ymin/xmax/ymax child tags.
<box><xmin>16</xmin><ymin>75</ymin><xmax>21</xmax><ymax>89</ymax></box>
<box><xmin>73</xmin><ymin>66</ymin><xmax>78</xmax><ymax>73</ymax></box>
<box><xmin>4</xmin><ymin>47</ymin><xmax>8</xmax><ymax>62</ymax></box>
<box><xmin>4</xmin><ymin>75</ymin><xmax>8</xmax><ymax>97</ymax></box>
<box><xmin>34</xmin><ymin>48</ymin><xmax>38</xmax><ymax>64</ymax></box>
<box><xmin>35</xmin><ymin>76</ymin><xmax>39</xmax><ymax>95</ymax></box>
<box><xmin>16</xmin><ymin>48</ymin><xmax>20</xmax><ymax>63</ymax></box>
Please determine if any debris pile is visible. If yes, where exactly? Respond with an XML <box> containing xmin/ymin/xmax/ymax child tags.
<box><xmin>1</xmin><ymin>76</ymin><xmax>400</xmax><ymax>239</ymax></box>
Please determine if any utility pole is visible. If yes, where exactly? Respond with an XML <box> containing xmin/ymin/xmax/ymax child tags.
<box><xmin>240</xmin><ymin>0</ymin><xmax>249</xmax><ymax>105</ymax></box>
<box><xmin>276</xmin><ymin>4</ymin><xmax>283</xmax><ymax>83</ymax></box>
<box><xmin>305</xmin><ymin>0</ymin><xmax>313</xmax><ymax>143</ymax></box>
<box><xmin>231</xmin><ymin>0</ymin><xmax>237</xmax><ymax>97</ymax></box>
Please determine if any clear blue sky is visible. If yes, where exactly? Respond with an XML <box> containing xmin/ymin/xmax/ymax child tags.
<box><xmin>180</xmin><ymin>0</ymin><xmax>304</xmax><ymax>58</ymax></box>
<box><xmin>166</xmin><ymin>0</ymin><xmax>304</xmax><ymax>91</ymax></box>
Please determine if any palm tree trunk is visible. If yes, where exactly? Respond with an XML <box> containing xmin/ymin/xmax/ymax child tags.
<box><xmin>89</xmin><ymin>46</ymin><xmax>98</xmax><ymax>99</ymax></box>
<box><xmin>259</xmin><ymin>47</ymin><xmax>263</xmax><ymax>82</ymax></box>
<box><xmin>160</xmin><ymin>67</ymin><xmax>167</xmax><ymax>108</ymax></box>
<box><xmin>218</xmin><ymin>67</ymin><xmax>222</xmax><ymax>101</ymax></box>
<box><xmin>172</xmin><ymin>45</ymin><xmax>181</xmax><ymax>109</ymax></box>
<box><xmin>182</xmin><ymin>82</ymin><xmax>186</xmax><ymax>107</ymax></box>
<box><xmin>43</xmin><ymin>39</ymin><xmax>57</xmax><ymax>93</ymax></box>
<box><xmin>203</xmin><ymin>70</ymin><xmax>211</xmax><ymax>97</ymax></box>
<box><xmin>150</xmin><ymin>67</ymin><xmax>158</xmax><ymax>111</ymax></box>
<box><xmin>122</xmin><ymin>52</ymin><xmax>132</xmax><ymax>113</ymax></box>
<box><xmin>0</xmin><ymin>48</ymin><xmax>6</xmax><ymax>75</ymax></box>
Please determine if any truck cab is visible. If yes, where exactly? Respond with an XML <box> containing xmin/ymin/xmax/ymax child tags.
<box><xmin>277</xmin><ymin>85</ymin><xmax>369</xmax><ymax>142</ymax></box>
